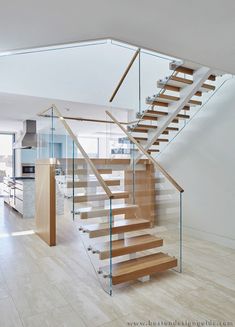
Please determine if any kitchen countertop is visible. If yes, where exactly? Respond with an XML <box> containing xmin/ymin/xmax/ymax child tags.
<box><xmin>10</xmin><ymin>176</ymin><xmax>35</xmax><ymax>180</ymax></box>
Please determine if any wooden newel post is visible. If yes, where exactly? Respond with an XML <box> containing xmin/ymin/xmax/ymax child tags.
<box><xmin>35</xmin><ymin>159</ymin><xmax>57</xmax><ymax>246</ymax></box>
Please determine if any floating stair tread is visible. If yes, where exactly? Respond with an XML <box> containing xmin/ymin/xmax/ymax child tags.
<box><xmin>170</xmin><ymin>64</ymin><xmax>216</xmax><ymax>81</ymax></box>
<box><xmin>145</xmin><ymin>99</ymin><xmax>169</xmax><ymax>107</ymax></box>
<box><xmin>148</xmin><ymin>149</ymin><xmax>160</xmax><ymax>153</ymax></box>
<box><xmin>95</xmin><ymin>234</ymin><xmax>163</xmax><ymax>259</ymax></box>
<box><xmin>82</xmin><ymin>219</ymin><xmax>151</xmax><ymax>238</ymax></box>
<box><xmin>157</xmin><ymin>93</ymin><xmax>180</xmax><ymax>102</ymax></box>
<box><xmin>74</xmin><ymin>191</ymin><xmax>129</xmax><ymax>202</ymax></box>
<box><xmin>188</xmin><ymin>99</ymin><xmax>202</xmax><ymax>106</ymax></box>
<box><xmin>66</xmin><ymin>169</ymin><xmax>112</xmax><ymax>175</ymax></box>
<box><xmin>79</xmin><ymin>203</ymin><xmax>138</xmax><ymax>219</ymax></box>
<box><xmin>165</xmin><ymin>126</ymin><xmax>179</xmax><ymax>131</ymax></box>
<box><xmin>159</xmin><ymin>78</ymin><xmax>200</xmax><ymax>98</ymax></box>
<box><xmin>144</xmin><ymin>110</ymin><xmax>190</xmax><ymax>119</ymax></box>
<box><xmin>133</xmin><ymin>124</ymin><xmax>178</xmax><ymax>132</ymax></box>
<box><xmin>102</xmin><ymin>252</ymin><xmax>177</xmax><ymax>284</ymax></box>
<box><xmin>158</xmin><ymin>84</ymin><xmax>180</xmax><ymax>92</ymax></box>
<box><xmin>146</xmin><ymin>98</ymin><xmax>176</xmax><ymax>105</ymax></box>
<box><xmin>166</xmin><ymin>76</ymin><xmax>215</xmax><ymax>91</ymax></box>
<box><xmin>133</xmin><ymin>124</ymin><xmax>158</xmax><ymax>130</ymax></box>
<box><xmin>132</xmin><ymin>128</ymin><xmax>168</xmax><ymax>135</ymax></box>
<box><xmin>67</xmin><ymin>179</ymin><xmax>120</xmax><ymax>188</ymax></box>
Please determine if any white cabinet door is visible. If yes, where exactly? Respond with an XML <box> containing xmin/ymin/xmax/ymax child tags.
<box><xmin>15</xmin><ymin>197</ymin><xmax>23</xmax><ymax>215</ymax></box>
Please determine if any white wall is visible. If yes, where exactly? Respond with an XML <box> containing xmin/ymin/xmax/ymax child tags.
<box><xmin>158</xmin><ymin>77</ymin><xmax>235</xmax><ymax>248</ymax></box>
<box><xmin>0</xmin><ymin>43</ymin><xmax>174</xmax><ymax>111</ymax></box>
<box><xmin>0</xmin><ymin>1</ymin><xmax>234</xmax><ymax>74</ymax></box>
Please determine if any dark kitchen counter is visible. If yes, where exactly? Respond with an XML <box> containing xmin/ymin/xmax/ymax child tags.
<box><xmin>10</xmin><ymin>176</ymin><xmax>35</xmax><ymax>180</ymax></box>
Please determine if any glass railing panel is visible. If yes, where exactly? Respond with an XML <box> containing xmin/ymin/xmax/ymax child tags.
<box><xmin>154</xmin><ymin>171</ymin><xmax>182</xmax><ymax>273</ymax></box>
<box><xmin>109</xmin><ymin>42</ymin><xmax>179</xmax><ymax>118</ymax></box>
<box><xmin>105</xmin><ymin>110</ymin><xmax>182</xmax><ymax>290</ymax></box>
<box><xmin>37</xmin><ymin>107</ymin><xmax>113</xmax><ymax>295</ymax></box>
<box><xmin>71</xmin><ymin>162</ymin><xmax>113</xmax><ymax>295</ymax></box>
<box><xmin>153</xmin><ymin>73</ymin><xmax>233</xmax><ymax>156</ymax></box>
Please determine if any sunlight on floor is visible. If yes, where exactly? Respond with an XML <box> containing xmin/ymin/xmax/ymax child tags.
<box><xmin>0</xmin><ymin>230</ymin><xmax>35</xmax><ymax>238</ymax></box>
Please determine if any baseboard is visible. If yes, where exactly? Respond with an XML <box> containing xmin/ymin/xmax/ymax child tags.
<box><xmin>184</xmin><ymin>226</ymin><xmax>235</xmax><ymax>250</ymax></box>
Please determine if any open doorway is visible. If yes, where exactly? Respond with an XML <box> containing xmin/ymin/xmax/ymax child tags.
<box><xmin>0</xmin><ymin>133</ymin><xmax>15</xmax><ymax>196</ymax></box>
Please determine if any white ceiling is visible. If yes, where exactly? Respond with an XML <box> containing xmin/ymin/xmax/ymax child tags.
<box><xmin>0</xmin><ymin>0</ymin><xmax>234</xmax><ymax>73</ymax></box>
<box><xmin>0</xmin><ymin>92</ymin><xmax>129</xmax><ymax>134</ymax></box>
<box><xmin>0</xmin><ymin>42</ymin><xmax>175</xmax><ymax>110</ymax></box>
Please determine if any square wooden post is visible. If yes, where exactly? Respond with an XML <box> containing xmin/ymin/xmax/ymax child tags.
<box><xmin>35</xmin><ymin>159</ymin><xmax>57</xmax><ymax>246</ymax></box>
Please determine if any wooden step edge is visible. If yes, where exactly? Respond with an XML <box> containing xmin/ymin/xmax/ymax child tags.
<box><xmin>66</xmin><ymin>169</ymin><xmax>112</xmax><ymax>175</ymax></box>
<box><xmin>74</xmin><ymin>191</ymin><xmax>129</xmax><ymax>203</ymax></box>
<box><xmin>158</xmin><ymin>93</ymin><xmax>180</xmax><ymax>101</ymax></box>
<box><xmin>202</xmin><ymin>83</ymin><xmax>216</xmax><ymax>91</ymax></box>
<box><xmin>146</xmin><ymin>100</ymin><xmax>169</xmax><ymax>107</ymax></box>
<box><xmin>96</xmin><ymin>235</ymin><xmax>163</xmax><ymax>260</ymax></box>
<box><xmin>81</xmin><ymin>219</ymin><xmax>151</xmax><ymax>238</ymax></box>
<box><xmin>195</xmin><ymin>91</ymin><xmax>202</xmax><ymax>97</ymax></box>
<box><xmin>208</xmin><ymin>74</ymin><xmax>216</xmax><ymax>81</ymax></box>
<box><xmin>148</xmin><ymin>149</ymin><xmax>160</xmax><ymax>153</ymax></box>
<box><xmin>67</xmin><ymin>179</ymin><xmax>120</xmax><ymax>188</ymax></box>
<box><xmin>145</xmin><ymin>110</ymin><xmax>190</xmax><ymax>119</ymax></box>
<box><xmin>170</xmin><ymin>75</ymin><xmax>193</xmax><ymax>85</ymax></box>
<box><xmin>134</xmin><ymin>136</ymin><xmax>168</xmax><ymax>142</ymax></box>
<box><xmin>80</xmin><ymin>204</ymin><xmax>138</xmax><ymax>219</ymax></box>
<box><xmin>189</xmin><ymin>99</ymin><xmax>202</xmax><ymax>106</ymax></box>
<box><xmin>166</xmin><ymin>126</ymin><xmax>179</xmax><ymax>131</ymax></box>
<box><xmin>156</xmin><ymin>138</ymin><xmax>169</xmax><ymax>143</ymax></box>
<box><xmin>173</xmin><ymin>66</ymin><xmax>216</xmax><ymax>81</ymax></box>
<box><xmin>160</xmin><ymin>84</ymin><xmax>181</xmax><ymax>92</ymax></box>
<box><xmin>132</xmin><ymin>128</ymin><xmax>169</xmax><ymax>135</ymax></box>
<box><xmin>175</xmin><ymin>66</ymin><xmax>194</xmax><ymax>75</ymax></box>
<box><xmin>103</xmin><ymin>253</ymin><xmax>177</xmax><ymax>285</ymax></box>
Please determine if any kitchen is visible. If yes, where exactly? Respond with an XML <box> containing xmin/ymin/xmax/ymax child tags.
<box><xmin>2</xmin><ymin>120</ymin><xmax>37</xmax><ymax>219</ymax></box>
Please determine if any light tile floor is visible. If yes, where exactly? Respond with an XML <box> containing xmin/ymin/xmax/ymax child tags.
<box><xmin>0</xmin><ymin>198</ymin><xmax>235</xmax><ymax>327</ymax></box>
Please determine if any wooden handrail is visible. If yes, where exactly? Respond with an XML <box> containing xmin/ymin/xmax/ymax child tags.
<box><xmin>38</xmin><ymin>113</ymin><xmax>139</xmax><ymax>125</ymax></box>
<box><xmin>106</xmin><ymin>110</ymin><xmax>184</xmax><ymax>193</ymax></box>
<box><xmin>109</xmin><ymin>48</ymin><xmax>140</xmax><ymax>103</ymax></box>
<box><xmin>48</xmin><ymin>105</ymin><xmax>114</xmax><ymax>199</ymax></box>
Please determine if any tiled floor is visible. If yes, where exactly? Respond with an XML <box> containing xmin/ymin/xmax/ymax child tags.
<box><xmin>0</xmin><ymin>198</ymin><xmax>235</xmax><ymax>327</ymax></box>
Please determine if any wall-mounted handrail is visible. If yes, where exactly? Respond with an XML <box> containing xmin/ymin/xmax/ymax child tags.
<box><xmin>109</xmin><ymin>48</ymin><xmax>140</xmax><ymax>103</ymax></box>
<box><xmin>41</xmin><ymin>105</ymin><xmax>114</xmax><ymax>199</ymax></box>
<box><xmin>106</xmin><ymin>110</ymin><xmax>184</xmax><ymax>193</ymax></box>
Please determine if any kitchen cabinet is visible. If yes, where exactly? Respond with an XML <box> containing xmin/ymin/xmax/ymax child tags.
<box><xmin>3</xmin><ymin>177</ymin><xmax>35</xmax><ymax>218</ymax></box>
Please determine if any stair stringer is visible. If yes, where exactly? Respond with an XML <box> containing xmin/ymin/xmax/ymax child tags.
<box><xmin>133</xmin><ymin>66</ymin><xmax>212</xmax><ymax>163</ymax></box>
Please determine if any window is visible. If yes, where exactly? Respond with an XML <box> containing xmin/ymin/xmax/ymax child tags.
<box><xmin>0</xmin><ymin>133</ymin><xmax>15</xmax><ymax>196</ymax></box>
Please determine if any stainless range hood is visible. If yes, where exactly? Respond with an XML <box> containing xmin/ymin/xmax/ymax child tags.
<box><xmin>13</xmin><ymin>120</ymin><xmax>37</xmax><ymax>149</ymax></box>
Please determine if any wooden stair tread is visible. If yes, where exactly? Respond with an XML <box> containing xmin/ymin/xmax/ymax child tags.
<box><xmin>81</xmin><ymin>219</ymin><xmax>151</xmax><ymax>238</ymax></box>
<box><xmin>144</xmin><ymin>110</ymin><xmax>190</xmax><ymax>120</ymax></box>
<box><xmin>102</xmin><ymin>252</ymin><xmax>177</xmax><ymax>284</ymax></box>
<box><xmin>157</xmin><ymin>93</ymin><xmax>180</xmax><ymax>102</ymax></box>
<box><xmin>134</xmin><ymin>136</ymin><xmax>168</xmax><ymax>142</ymax></box>
<box><xmin>79</xmin><ymin>203</ymin><xmax>138</xmax><ymax>219</ymax></box>
<box><xmin>189</xmin><ymin>99</ymin><xmax>202</xmax><ymax>106</ymax></box>
<box><xmin>66</xmin><ymin>169</ymin><xmax>112</xmax><ymax>175</ymax></box>
<box><xmin>165</xmin><ymin>126</ymin><xmax>179</xmax><ymax>131</ymax></box>
<box><xmin>132</xmin><ymin>124</ymin><xmax>178</xmax><ymax>132</ymax></box>
<box><xmin>94</xmin><ymin>234</ymin><xmax>163</xmax><ymax>259</ymax></box>
<box><xmin>74</xmin><ymin>191</ymin><xmax>129</xmax><ymax>202</ymax></box>
<box><xmin>148</xmin><ymin>149</ymin><xmax>160</xmax><ymax>153</ymax></box>
<box><xmin>149</xmin><ymin>100</ymin><xmax>169</xmax><ymax>107</ymax></box>
<box><xmin>171</xmin><ymin>65</ymin><xmax>216</xmax><ymax>81</ymax></box>
<box><xmin>169</xmin><ymin>75</ymin><xmax>215</xmax><ymax>91</ymax></box>
<box><xmin>132</xmin><ymin>128</ymin><xmax>169</xmax><ymax>135</ymax></box>
<box><xmin>67</xmin><ymin>179</ymin><xmax>120</xmax><ymax>188</ymax></box>
<box><xmin>136</xmin><ymin>124</ymin><xmax>157</xmax><ymax>129</ymax></box>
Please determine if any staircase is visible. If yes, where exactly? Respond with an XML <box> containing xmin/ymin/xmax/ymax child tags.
<box><xmin>128</xmin><ymin>60</ymin><xmax>219</xmax><ymax>156</ymax></box>
<box><xmin>60</xmin><ymin>157</ymin><xmax>178</xmax><ymax>294</ymax></box>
